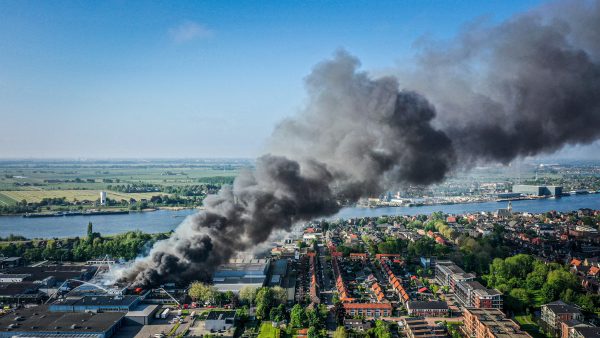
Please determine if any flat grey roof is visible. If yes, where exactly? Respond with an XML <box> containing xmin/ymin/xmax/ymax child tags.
<box><xmin>52</xmin><ymin>295</ymin><xmax>140</xmax><ymax>307</ymax></box>
<box><xmin>0</xmin><ymin>305</ymin><xmax>124</xmax><ymax>333</ymax></box>
<box><xmin>126</xmin><ymin>304</ymin><xmax>159</xmax><ymax>317</ymax></box>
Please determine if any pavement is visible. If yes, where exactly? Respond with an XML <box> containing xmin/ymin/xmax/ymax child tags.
<box><xmin>113</xmin><ymin>315</ymin><xmax>192</xmax><ymax>338</ymax></box>
<box><xmin>188</xmin><ymin>320</ymin><xmax>235</xmax><ymax>338</ymax></box>
<box><xmin>383</xmin><ymin>315</ymin><xmax>464</xmax><ymax>325</ymax></box>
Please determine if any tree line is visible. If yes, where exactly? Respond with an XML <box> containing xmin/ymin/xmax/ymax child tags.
<box><xmin>483</xmin><ymin>254</ymin><xmax>600</xmax><ymax>314</ymax></box>
<box><xmin>0</xmin><ymin>229</ymin><xmax>168</xmax><ymax>262</ymax></box>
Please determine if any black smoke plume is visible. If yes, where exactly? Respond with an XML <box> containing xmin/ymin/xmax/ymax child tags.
<box><xmin>121</xmin><ymin>0</ymin><xmax>600</xmax><ymax>287</ymax></box>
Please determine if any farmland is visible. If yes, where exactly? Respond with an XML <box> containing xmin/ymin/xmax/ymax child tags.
<box><xmin>0</xmin><ymin>190</ymin><xmax>162</xmax><ymax>204</ymax></box>
<box><xmin>0</xmin><ymin>159</ymin><xmax>247</xmax><ymax>190</ymax></box>
<box><xmin>0</xmin><ymin>159</ymin><xmax>250</xmax><ymax>209</ymax></box>
<box><xmin>0</xmin><ymin>192</ymin><xmax>14</xmax><ymax>206</ymax></box>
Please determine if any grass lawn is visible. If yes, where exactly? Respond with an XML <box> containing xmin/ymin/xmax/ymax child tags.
<box><xmin>514</xmin><ymin>314</ymin><xmax>547</xmax><ymax>338</ymax></box>
<box><xmin>258</xmin><ymin>322</ymin><xmax>281</xmax><ymax>338</ymax></box>
<box><xmin>530</xmin><ymin>290</ymin><xmax>546</xmax><ymax>307</ymax></box>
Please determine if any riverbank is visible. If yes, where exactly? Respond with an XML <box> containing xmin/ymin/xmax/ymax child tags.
<box><xmin>0</xmin><ymin>205</ymin><xmax>203</xmax><ymax>217</ymax></box>
<box><xmin>0</xmin><ymin>193</ymin><xmax>598</xmax><ymax>239</ymax></box>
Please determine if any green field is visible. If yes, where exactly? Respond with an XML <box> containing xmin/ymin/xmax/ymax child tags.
<box><xmin>0</xmin><ymin>160</ymin><xmax>249</xmax><ymax>207</ymax></box>
<box><xmin>258</xmin><ymin>322</ymin><xmax>281</xmax><ymax>338</ymax></box>
<box><xmin>0</xmin><ymin>190</ymin><xmax>163</xmax><ymax>204</ymax></box>
<box><xmin>0</xmin><ymin>160</ymin><xmax>246</xmax><ymax>191</ymax></box>
<box><xmin>514</xmin><ymin>315</ymin><xmax>548</xmax><ymax>338</ymax></box>
<box><xmin>0</xmin><ymin>192</ymin><xmax>15</xmax><ymax>206</ymax></box>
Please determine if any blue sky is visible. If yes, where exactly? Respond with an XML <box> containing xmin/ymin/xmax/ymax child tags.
<box><xmin>0</xmin><ymin>0</ymin><xmax>547</xmax><ymax>158</ymax></box>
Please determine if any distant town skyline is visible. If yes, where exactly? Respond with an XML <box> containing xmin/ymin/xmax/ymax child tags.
<box><xmin>3</xmin><ymin>0</ymin><xmax>598</xmax><ymax>159</ymax></box>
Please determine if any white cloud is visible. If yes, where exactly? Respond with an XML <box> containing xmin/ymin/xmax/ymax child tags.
<box><xmin>169</xmin><ymin>20</ymin><xmax>213</xmax><ymax>43</ymax></box>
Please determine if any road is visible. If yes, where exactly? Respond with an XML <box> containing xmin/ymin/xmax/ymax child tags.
<box><xmin>317</xmin><ymin>244</ymin><xmax>335</xmax><ymax>306</ymax></box>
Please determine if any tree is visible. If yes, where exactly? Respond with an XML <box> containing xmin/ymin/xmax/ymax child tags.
<box><xmin>333</xmin><ymin>326</ymin><xmax>348</xmax><ymax>338</ymax></box>
<box><xmin>290</xmin><ymin>304</ymin><xmax>307</xmax><ymax>328</ymax></box>
<box><xmin>507</xmin><ymin>288</ymin><xmax>530</xmax><ymax>313</ymax></box>
<box><xmin>272</xmin><ymin>286</ymin><xmax>287</xmax><ymax>305</ymax></box>
<box><xmin>542</xmin><ymin>269</ymin><xmax>578</xmax><ymax>302</ymax></box>
<box><xmin>239</xmin><ymin>286</ymin><xmax>258</xmax><ymax>305</ymax></box>
<box><xmin>306</xmin><ymin>308</ymin><xmax>321</xmax><ymax>329</ymax></box>
<box><xmin>188</xmin><ymin>282</ymin><xmax>218</xmax><ymax>305</ymax></box>
<box><xmin>255</xmin><ymin>287</ymin><xmax>274</xmax><ymax>320</ymax></box>
<box><xmin>377</xmin><ymin>238</ymin><xmax>406</xmax><ymax>254</ymax></box>
<box><xmin>223</xmin><ymin>290</ymin><xmax>235</xmax><ymax>305</ymax></box>
<box><xmin>307</xmin><ymin>327</ymin><xmax>318</xmax><ymax>338</ymax></box>
<box><xmin>373</xmin><ymin>320</ymin><xmax>392</xmax><ymax>338</ymax></box>
<box><xmin>270</xmin><ymin>304</ymin><xmax>286</xmax><ymax>322</ymax></box>
<box><xmin>236</xmin><ymin>306</ymin><xmax>249</xmax><ymax>323</ymax></box>
<box><xmin>87</xmin><ymin>222</ymin><xmax>93</xmax><ymax>243</ymax></box>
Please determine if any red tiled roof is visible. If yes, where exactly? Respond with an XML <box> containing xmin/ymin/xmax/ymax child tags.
<box><xmin>343</xmin><ymin>303</ymin><xmax>392</xmax><ymax>310</ymax></box>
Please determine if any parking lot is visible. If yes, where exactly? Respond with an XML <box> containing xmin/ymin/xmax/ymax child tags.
<box><xmin>112</xmin><ymin>315</ymin><xmax>192</xmax><ymax>338</ymax></box>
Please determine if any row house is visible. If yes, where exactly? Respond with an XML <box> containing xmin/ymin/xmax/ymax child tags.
<box><xmin>405</xmin><ymin>301</ymin><xmax>449</xmax><ymax>317</ymax></box>
<box><xmin>379</xmin><ymin>256</ymin><xmax>410</xmax><ymax>303</ymax></box>
<box><xmin>342</xmin><ymin>303</ymin><xmax>392</xmax><ymax>318</ymax></box>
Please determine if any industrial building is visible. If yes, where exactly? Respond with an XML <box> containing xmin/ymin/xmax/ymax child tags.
<box><xmin>212</xmin><ymin>258</ymin><xmax>270</xmax><ymax>293</ymax></box>
<box><xmin>0</xmin><ymin>265</ymin><xmax>96</xmax><ymax>285</ymax></box>
<box><xmin>48</xmin><ymin>293</ymin><xmax>161</xmax><ymax>327</ymax></box>
<box><xmin>268</xmin><ymin>259</ymin><xmax>287</xmax><ymax>287</ymax></box>
<box><xmin>124</xmin><ymin>303</ymin><xmax>160</xmax><ymax>325</ymax></box>
<box><xmin>0</xmin><ymin>264</ymin><xmax>98</xmax><ymax>305</ymax></box>
<box><xmin>0</xmin><ymin>305</ymin><xmax>125</xmax><ymax>338</ymax></box>
<box><xmin>49</xmin><ymin>295</ymin><xmax>142</xmax><ymax>312</ymax></box>
<box><xmin>0</xmin><ymin>281</ymin><xmax>44</xmax><ymax>304</ymax></box>
<box><xmin>513</xmin><ymin>185</ymin><xmax>563</xmax><ymax>196</ymax></box>
<box><xmin>0</xmin><ymin>257</ymin><xmax>23</xmax><ymax>269</ymax></box>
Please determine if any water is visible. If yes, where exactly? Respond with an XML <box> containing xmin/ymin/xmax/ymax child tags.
<box><xmin>334</xmin><ymin>193</ymin><xmax>600</xmax><ymax>219</ymax></box>
<box><xmin>0</xmin><ymin>194</ymin><xmax>598</xmax><ymax>239</ymax></box>
<box><xmin>0</xmin><ymin>209</ymin><xmax>198</xmax><ymax>239</ymax></box>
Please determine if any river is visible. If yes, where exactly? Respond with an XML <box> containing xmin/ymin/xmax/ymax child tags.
<box><xmin>0</xmin><ymin>194</ymin><xmax>598</xmax><ymax>239</ymax></box>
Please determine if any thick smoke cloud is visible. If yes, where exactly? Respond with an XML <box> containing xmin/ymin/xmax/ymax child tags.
<box><xmin>400</xmin><ymin>0</ymin><xmax>600</xmax><ymax>164</ymax></box>
<box><xmin>122</xmin><ymin>0</ymin><xmax>600</xmax><ymax>287</ymax></box>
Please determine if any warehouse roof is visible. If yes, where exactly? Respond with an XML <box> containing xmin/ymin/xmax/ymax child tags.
<box><xmin>52</xmin><ymin>295</ymin><xmax>140</xmax><ymax>307</ymax></box>
<box><xmin>126</xmin><ymin>304</ymin><xmax>159</xmax><ymax>317</ymax></box>
<box><xmin>3</xmin><ymin>265</ymin><xmax>96</xmax><ymax>282</ymax></box>
<box><xmin>0</xmin><ymin>305</ymin><xmax>124</xmax><ymax>334</ymax></box>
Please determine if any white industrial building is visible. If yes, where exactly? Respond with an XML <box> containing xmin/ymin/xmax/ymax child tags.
<box><xmin>212</xmin><ymin>258</ymin><xmax>269</xmax><ymax>293</ymax></box>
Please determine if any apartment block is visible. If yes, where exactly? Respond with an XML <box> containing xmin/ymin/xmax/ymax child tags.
<box><xmin>455</xmin><ymin>281</ymin><xmax>503</xmax><ymax>309</ymax></box>
<box><xmin>463</xmin><ymin>308</ymin><xmax>532</xmax><ymax>338</ymax></box>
